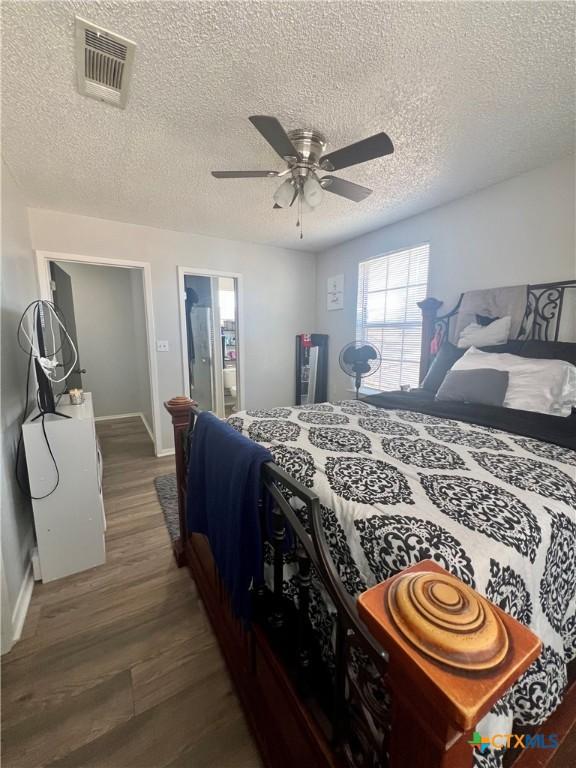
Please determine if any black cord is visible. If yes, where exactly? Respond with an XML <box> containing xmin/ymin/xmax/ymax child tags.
<box><xmin>14</xmin><ymin>349</ymin><xmax>33</xmax><ymax>496</ymax></box>
<box><xmin>37</xmin><ymin>413</ymin><xmax>60</xmax><ymax>498</ymax></box>
<box><xmin>18</xmin><ymin>299</ymin><xmax>77</xmax><ymax>385</ymax></box>
<box><xmin>15</xmin><ymin>319</ymin><xmax>61</xmax><ymax>501</ymax></box>
<box><xmin>17</xmin><ymin>299</ymin><xmax>69</xmax><ymax>358</ymax></box>
<box><xmin>15</xmin><ymin>403</ymin><xmax>61</xmax><ymax>501</ymax></box>
<box><xmin>46</xmin><ymin>301</ymin><xmax>75</xmax><ymax>369</ymax></box>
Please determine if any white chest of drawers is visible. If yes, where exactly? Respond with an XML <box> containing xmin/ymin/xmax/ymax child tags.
<box><xmin>23</xmin><ymin>393</ymin><xmax>106</xmax><ymax>582</ymax></box>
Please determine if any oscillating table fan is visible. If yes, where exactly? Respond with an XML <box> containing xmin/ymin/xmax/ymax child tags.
<box><xmin>339</xmin><ymin>342</ymin><xmax>381</xmax><ymax>400</ymax></box>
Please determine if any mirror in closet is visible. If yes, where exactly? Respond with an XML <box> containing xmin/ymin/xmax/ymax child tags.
<box><xmin>183</xmin><ymin>273</ymin><xmax>240</xmax><ymax>417</ymax></box>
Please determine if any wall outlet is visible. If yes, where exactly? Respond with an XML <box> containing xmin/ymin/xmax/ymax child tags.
<box><xmin>157</xmin><ymin>340</ymin><xmax>169</xmax><ymax>352</ymax></box>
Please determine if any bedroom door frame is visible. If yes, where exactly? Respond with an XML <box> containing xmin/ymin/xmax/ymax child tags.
<box><xmin>177</xmin><ymin>266</ymin><xmax>246</xmax><ymax>415</ymax></box>
<box><xmin>35</xmin><ymin>250</ymin><xmax>162</xmax><ymax>456</ymax></box>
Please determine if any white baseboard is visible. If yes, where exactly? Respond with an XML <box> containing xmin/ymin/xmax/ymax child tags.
<box><xmin>140</xmin><ymin>414</ymin><xmax>154</xmax><ymax>443</ymax></box>
<box><xmin>157</xmin><ymin>448</ymin><xmax>175</xmax><ymax>457</ymax></box>
<box><xmin>94</xmin><ymin>412</ymin><xmax>142</xmax><ymax>422</ymax></box>
<box><xmin>10</xmin><ymin>562</ymin><xmax>34</xmax><ymax>647</ymax></box>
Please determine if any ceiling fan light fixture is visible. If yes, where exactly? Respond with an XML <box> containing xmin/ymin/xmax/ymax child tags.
<box><xmin>273</xmin><ymin>178</ymin><xmax>296</xmax><ymax>208</ymax></box>
<box><xmin>303</xmin><ymin>174</ymin><xmax>324</xmax><ymax>208</ymax></box>
<box><xmin>211</xmin><ymin>116</ymin><xmax>392</xmax><ymax>237</ymax></box>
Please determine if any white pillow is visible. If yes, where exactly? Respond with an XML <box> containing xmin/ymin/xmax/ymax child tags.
<box><xmin>457</xmin><ymin>316</ymin><xmax>511</xmax><ymax>348</ymax></box>
<box><xmin>452</xmin><ymin>347</ymin><xmax>576</xmax><ymax>416</ymax></box>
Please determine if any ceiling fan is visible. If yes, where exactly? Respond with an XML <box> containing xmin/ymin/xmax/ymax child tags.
<box><xmin>211</xmin><ymin>116</ymin><xmax>394</xmax><ymax>235</ymax></box>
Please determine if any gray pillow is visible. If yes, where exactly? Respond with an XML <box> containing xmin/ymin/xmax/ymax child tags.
<box><xmin>435</xmin><ymin>369</ymin><xmax>509</xmax><ymax>407</ymax></box>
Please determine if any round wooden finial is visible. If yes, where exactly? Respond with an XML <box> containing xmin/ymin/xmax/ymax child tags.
<box><xmin>387</xmin><ymin>571</ymin><xmax>509</xmax><ymax>672</ymax></box>
<box><xmin>167</xmin><ymin>396</ymin><xmax>194</xmax><ymax>407</ymax></box>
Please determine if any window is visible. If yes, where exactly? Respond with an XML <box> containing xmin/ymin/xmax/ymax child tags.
<box><xmin>356</xmin><ymin>244</ymin><xmax>430</xmax><ymax>391</ymax></box>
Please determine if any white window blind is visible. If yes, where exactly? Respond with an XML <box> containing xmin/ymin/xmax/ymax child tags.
<box><xmin>356</xmin><ymin>244</ymin><xmax>430</xmax><ymax>391</ymax></box>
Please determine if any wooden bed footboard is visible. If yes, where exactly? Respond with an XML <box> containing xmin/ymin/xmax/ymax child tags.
<box><xmin>164</xmin><ymin>398</ymin><xmax>575</xmax><ymax>768</ymax></box>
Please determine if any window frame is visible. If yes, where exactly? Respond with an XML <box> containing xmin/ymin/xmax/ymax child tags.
<box><xmin>355</xmin><ymin>243</ymin><xmax>430</xmax><ymax>392</ymax></box>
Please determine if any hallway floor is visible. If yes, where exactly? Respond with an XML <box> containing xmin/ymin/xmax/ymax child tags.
<box><xmin>1</xmin><ymin>417</ymin><xmax>262</xmax><ymax>768</ymax></box>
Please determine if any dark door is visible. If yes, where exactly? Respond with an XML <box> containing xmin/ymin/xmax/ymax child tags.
<box><xmin>50</xmin><ymin>262</ymin><xmax>83</xmax><ymax>391</ymax></box>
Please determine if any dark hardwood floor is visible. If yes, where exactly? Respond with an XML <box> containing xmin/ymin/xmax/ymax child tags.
<box><xmin>1</xmin><ymin>417</ymin><xmax>262</xmax><ymax>768</ymax></box>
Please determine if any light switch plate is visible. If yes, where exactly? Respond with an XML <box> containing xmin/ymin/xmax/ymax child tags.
<box><xmin>157</xmin><ymin>340</ymin><xmax>169</xmax><ymax>352</ymax></box>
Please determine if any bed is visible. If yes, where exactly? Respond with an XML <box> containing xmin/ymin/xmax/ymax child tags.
<box><xmin>165</xmin><ymin>278</ymin><xmax>576</xmax><ymax>768</ymax></box>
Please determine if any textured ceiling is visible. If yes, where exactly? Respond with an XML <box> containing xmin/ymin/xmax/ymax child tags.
<box><xmin>2</xmin><ymin>1</ymin><xmax>575</xmax><ymax>252</ymax></box>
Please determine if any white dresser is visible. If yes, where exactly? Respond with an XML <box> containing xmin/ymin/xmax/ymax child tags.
<box><xmin>23</xmin><ymin>392</ymin><xmax>106</xmax><ymax>583</ymax></box>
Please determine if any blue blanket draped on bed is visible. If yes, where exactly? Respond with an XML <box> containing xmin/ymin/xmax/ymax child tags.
<box><xmin>186</xmin><ymin>411</ymin><xmax>273</xmax><ymax>620</ymax></box>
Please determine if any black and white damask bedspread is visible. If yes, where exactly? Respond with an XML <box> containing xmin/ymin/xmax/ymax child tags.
<box><xmin>226</xmin><ymin>400</ymin><xmax>576</xmax><ymax>747</ymax></box>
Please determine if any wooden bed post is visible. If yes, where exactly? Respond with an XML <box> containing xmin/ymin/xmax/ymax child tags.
<box><xmin>358</xmin><ymin>560</ymin><xmax>542</xmax><ymax>768</ymax></box>
<box><xmin>417</xmin><ymin>297</ymin><xmax>443</xmax><ymax>383</ymax></box>
<box><xmin>164</xmin><ymin>396</ymin><xmax>196</xmax><ymax>567</ymax></box>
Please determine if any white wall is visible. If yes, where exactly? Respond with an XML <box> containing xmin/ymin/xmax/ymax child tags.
<box><xmin>53</xmin><ymin>261</ymin><xmax>153</xmax><ymax>426</ymax></box>
<box><xmin>29</xmin><ymin>211</ymin><xmax>317</xmax><ymax>452</ymax></box>
<box><xmin>1</xmin><ymin>162</ymin><xmax>37</xmax><ymax>653</ymax></box>
<box><xmin>315</xmin><ymin>157</ymin><xmax>576</xmax><ymax>399</ymax></box>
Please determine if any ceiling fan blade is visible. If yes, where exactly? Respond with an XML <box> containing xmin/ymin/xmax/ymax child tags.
<box><xmin>248</xmin><ymin>116</ymin><xmax>299</xmax><ymax>160</ymax></box>
<box><xmin>212</xmin><ymin>170</ymin><xmax>279</xmax><ymax>178</ymax></box>
<box><xmin>320</xmin><ymin>132</ymin><xmax>393</xmax><ymax>171</ymax></box>
<box><xmin>321</xmin><ymin>176</ymin><xmax>372</xmax><ymax>202</ymax></box>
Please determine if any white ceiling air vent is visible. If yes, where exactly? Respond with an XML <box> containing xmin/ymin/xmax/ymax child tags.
<box><xmin>75</xmin><ymin>17</ymin><xmax>136</xmax><ymax>108</ymax></box>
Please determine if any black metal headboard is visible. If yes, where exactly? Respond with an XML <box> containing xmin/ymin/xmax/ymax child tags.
<box><xmin>418</xmin><ymin>279</ymin><xmax>576</xmax><ymax>381</ymax></box>
<box><xmin>519</xmin><ymin>281</ymin><xmax>576</xmax><ymax>341</ymax></box>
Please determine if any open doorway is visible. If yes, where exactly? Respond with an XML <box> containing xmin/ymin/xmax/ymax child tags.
<box><xmin>179</xmin><ymin>268</ymin><xmax>243</xmax><ymax>417</ymax></box>
<box><xmin>36</xmin><ymin>252</ymin><xmax>160</xmax><ymax>455</ymax></box>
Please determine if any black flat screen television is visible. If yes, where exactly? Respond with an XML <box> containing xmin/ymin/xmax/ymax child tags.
<box><xmin>35</xmin><ymin>304</ymin><xmax>56</xmax><ymax>414</ymax></box>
